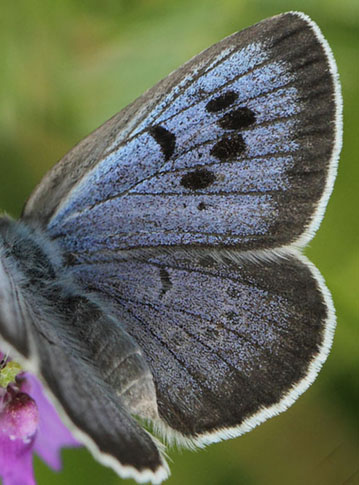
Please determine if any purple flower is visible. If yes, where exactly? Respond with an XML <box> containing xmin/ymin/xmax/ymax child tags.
<box><xmin>0</xmin><ymin>354</ymin><xmax>80</xmax><ymax>485</ymax></box>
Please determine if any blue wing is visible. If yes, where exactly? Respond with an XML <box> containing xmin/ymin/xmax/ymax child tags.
<box><xmin>23</xmin><ymin>12</ymin><xmax>341</xmax><ymax>256</ymax></box>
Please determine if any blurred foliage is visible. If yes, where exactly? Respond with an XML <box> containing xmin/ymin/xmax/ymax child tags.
<box><xmin>0</xmin><ymin>0</ymin><xmax>358</xmax><ymax>484</ymax></box>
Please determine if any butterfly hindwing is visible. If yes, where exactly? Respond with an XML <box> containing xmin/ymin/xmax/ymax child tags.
<box><xmin>72</xmin><ymin>248</ymin><xmax>334</xmax><ymax>443</ymax></box>
<box><xmin>23</xmin><ymin>12</ymin><xmax>340</xmax><ymax>255</ymax></box>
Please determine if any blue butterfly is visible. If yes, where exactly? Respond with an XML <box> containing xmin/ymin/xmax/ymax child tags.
<box><xmin>0</xmin><ymin>11</ymin><xmax>342</xmax><ymax>483</ymax></box>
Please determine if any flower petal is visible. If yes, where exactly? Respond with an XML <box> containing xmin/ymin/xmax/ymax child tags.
<box><xmin>23</xmin><ymin>373</ymin><xmax>80</xmax><ymax>471</ymax></box>
<box><xmin>0</xmin><ymin>389</ymin><xmax>38</xmax><ymax>485</ymax></box>
<box><xmin>0</xmin><ymin>439</ymin><xmax>35</xmax><ymax>485</ymax></box>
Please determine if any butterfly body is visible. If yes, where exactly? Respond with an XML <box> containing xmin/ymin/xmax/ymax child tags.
<box><xmin>0</xmin><ymin>11</ymin><xmax>342</xmax><ymax>483</ymax></box>
<box><xmin>0</xmin><ymin>218</ymin><xmax>158</xmax><ymax>420</ymax></box>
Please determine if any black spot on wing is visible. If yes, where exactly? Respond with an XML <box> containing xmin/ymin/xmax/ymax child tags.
<box><xmin>197</xmin><ymin>202</ymin><xmax>206</xmax><ymax>211</ymax></box>
<box><xmin>180</xmin><ymin>168</ymin><xmax>216</xmax><ymax>190</ymax></box>
<box><xmin>148</xmin><ymin>125</ymin><xmax>176</xmax><ymax>161</ymax></box>
<box><xmin>206</xmin><ymin>91</ymin><xmax>238</xmax><ymax>112</ymax></box>
<box><xmin>159</xmin><ymin>268</ymin><xmax>172</xmax><ymax>297</ymax></box>
<box><xmin>210</xmin><ymin>134</ymin><xmax>246</xmax><ymax>161</ymax></box>
<box><xmin>219</xmin><ymin>107</ymin><xmax>256</xmax><ymax>130</ymax></box>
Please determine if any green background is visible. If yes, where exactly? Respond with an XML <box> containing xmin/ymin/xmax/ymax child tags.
<box><xmin>0</xmin><ymin>0</ymin><xmax>358</xmax><ymax>484</ymax></box>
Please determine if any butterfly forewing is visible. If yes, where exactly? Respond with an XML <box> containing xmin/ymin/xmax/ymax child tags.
<box><xmin>23</xmin><ymin>12</ymin><xmax>339</xmax><ymax>255</ymax></box>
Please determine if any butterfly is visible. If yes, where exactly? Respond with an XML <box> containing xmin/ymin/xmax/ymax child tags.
<box><xmin>0</xmin><ymin>11</ymin><xmax>342</xmax><ymax>484</ymax></box>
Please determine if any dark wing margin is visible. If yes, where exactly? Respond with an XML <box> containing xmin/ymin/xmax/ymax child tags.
<box><xmin>72</xmin><ymin>248</ymin><xmax>335</xmax><ymax>445</ymax></box>
<box><xmin>0</xmin><ymin>241</ymin><xmax>168</xmax><ymax>484</ymax></box>
<box><xmin>22</xmin><ymin>12</ymin><xmax>342</xmax><ymax>254</ymax></box>
<box><xmin>287</xmin><ymin>11</ymin><xmax>342</xmax><ymax>248</ymax></box>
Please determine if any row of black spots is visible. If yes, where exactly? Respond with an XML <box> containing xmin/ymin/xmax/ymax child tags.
<box><xmin>205</xmin><ymin>90</ymin><xmax>256</xmax><ymax>163</ymax></box>
<box><xmin>206</xmin><ymin>90</ymin><xmax>256</xmax><ymax>128</ymax></box>
<box><xmin>173</xmin><ymin>92</ymin><xmax>254</xmax><ymax>207</ymax></box>
<box><xmin>148</xmin><ymin>125</ymin><xmax>176</xmax><ymax>161</ymax></box>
